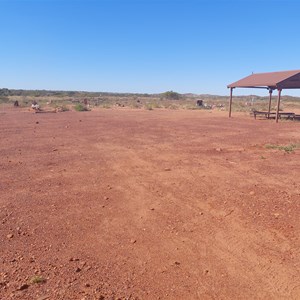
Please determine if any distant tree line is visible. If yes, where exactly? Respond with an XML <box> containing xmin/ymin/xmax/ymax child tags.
<box><xmin>0</xmin><ymin>88</ymin><xmax>155</xmax><ymax>98</ymax></box>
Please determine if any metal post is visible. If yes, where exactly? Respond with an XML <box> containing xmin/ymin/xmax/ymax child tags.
<box><xmin>275</xmin><ymin>89</ymin><xmax>281</xmax><ymax>123</ymax></box>
<box><xmin>229</xmin><ymin>87</ymin><xmax>233</xmax><ymax>117</ymax></box>
<box><xmin>267</xmin><ymin>89</ymin><xmax>273</xmax><ymax>119</ymax></box>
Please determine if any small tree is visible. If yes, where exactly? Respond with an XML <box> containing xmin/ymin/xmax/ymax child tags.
<box><xmin>161</xmin><ymin>91</ymin><xmax>181</xmax><ymax>100</ymax></box>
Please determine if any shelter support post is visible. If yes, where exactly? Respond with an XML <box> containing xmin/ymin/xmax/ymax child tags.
<box><xmin>229</xmin><ymin>87</ymin><xmax>233</xmax><ymax>117</ymax></box>
<box><xmin>268</xmin><ymin>89</ymin><xmax>273</xmax><ymax>119</ymax></box>
<box><xmin>275</xmin><ymin>89</ymin><xmax>282</xmax><ymax>123</ymax></box>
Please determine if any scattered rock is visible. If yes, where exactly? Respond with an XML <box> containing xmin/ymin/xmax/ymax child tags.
<box><xmin>18</xmin><ymin>283</ymin><xmax>29</xmax><ymax>291</ymax></box>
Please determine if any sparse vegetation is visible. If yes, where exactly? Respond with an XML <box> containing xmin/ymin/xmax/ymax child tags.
<box><xmin>164</xmin><ymin>103</ymin><xmax>178</xmax><ymax>110</ymax></box>
<box><xmin>54</xmin><ymin>104</ymin><xmax>69</xmax><ymax>112</ymax></box>
<box><xmin>74</xmin><ymin>103</ymin><xmax>89</xmax><ymax>111</ymax></box>
<box><xmin>161</xmin><ymin>91</ymin><xmax>181</xmax><ymax>100</ymax></box>
<box><xmin>144</xmin><ymin>103</ymin><xmax>154</xmax><ymax>110</ymax></box>
<box><xmin>265</xmin><ymin>143</ymin><xmax>300</xmax><ymax>152</ymax></box>
<box><xmin>1</xmin><ymin>88</ymin><xmax>300</xmax><ymax>114</ymax></box>
<box><xmin>0</xmin><ymin>96</ymin><xmax>9</xmax><ymax>104</ymax></box>
<box><xmin>30</xmin><ymin>275</ymin><xmax>46</xmax><ymax>284</ymax></box>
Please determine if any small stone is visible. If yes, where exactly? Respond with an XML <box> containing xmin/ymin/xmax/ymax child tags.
<box><xmin>18</xmin><ymin>283</ymin><xmax>29</xmax><ymax>290</ymax></box>
<box><xmin>37</xmin><ymin>296</ymin><xmax>50</xmax><ymax>300</ymax></box>
<box><xmin>7</xmin><ymin>234</ymin><xmax>14</xmax><ymax>239</ymax></box>
<box><xmin>215</xmin><ymin>148</ymin><xmax>222</xmax><ymax>152</ymax></box>
<box><xmin>75</xmin><ymin>267</ymin><xmax>81</xmax><ymax>272</ymax></box>
<box><xmin>164</xmin><ymin>168</ymin><xmax>171</xmax><ymax>171</ymax></box>
<box><xmin>249</xmin><ymin>191</ymin><xmax>255</xmax><ymax>196</ymax></box>
<box><xmin>104</xmin><ymin>196</ymin><xmax>109</xmax><ymax>200</ymax></box>
<box><xmin>52</xmin><ymin>148</ymin><xmax>58</xmax><ymax>152</ymax></box>
<box><xmin>36</xmin><ymin>121</ymin><xmax>39</xmax><ymax>124</ymax></box>
<box><xmin>174</xmin><ymin>261</ymin><xmax>180</xmax><ymax>265</ymax></box>
<box><xmin>131</xmin><ymin>239</ymin><xmax>137</xmax><ymax>244</ymax></box>
<box><xmin>80</xmin><ymin>261</ymin><xmax>86</xmax><ymax>268</ymax></box>
<box><xmin>204</xmin><ymin>269</ymin><xmax>209</xmax><ymax>275</ymax></box>
<box><xmin>69</xmin><ymin>257</ymin><xmax>79</xmax><ymax>262</ymax></box>
<box><xmin>85</xmin><ymin>283</ymin><xmax>90</xmax><ymax>287</ymax></box>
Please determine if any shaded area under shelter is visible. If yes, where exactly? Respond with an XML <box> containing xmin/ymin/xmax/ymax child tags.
<box><xmin>227</xmin><ymin>70</ymin><xmax>300</xmax><ymax>122</ymax></box>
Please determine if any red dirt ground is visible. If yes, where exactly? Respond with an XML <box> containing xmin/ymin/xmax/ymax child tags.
<box><xmin>1</xmin><ymin>108</ymin><xmax>300</xmax><ymax>300</ymax></box>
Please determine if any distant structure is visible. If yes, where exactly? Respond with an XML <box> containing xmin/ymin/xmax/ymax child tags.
<box><xmin>196</xmin><ymin>99</ymin><xmax>203</xmax><ymax>107</ymax></box>
<box><xmin>31</xmin><ymin>100</ymin><xmax>40</xmax><ymax>110</ymax></box>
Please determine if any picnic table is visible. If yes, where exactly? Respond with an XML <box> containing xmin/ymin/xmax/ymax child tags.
<box><xmin>252</xmin><ymin>110</ymin><xmax>296</xmax><ymax>120</ymax></box>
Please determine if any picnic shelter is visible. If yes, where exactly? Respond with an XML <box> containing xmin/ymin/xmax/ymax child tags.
<box><xmin>227</xmin><ymin>70</ymin><xmax>300</xmax><ymax>122</ymax></box>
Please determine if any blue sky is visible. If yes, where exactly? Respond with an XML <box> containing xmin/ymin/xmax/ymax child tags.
<box><xmin>1</xmin><ymin>0</ymin><xmax>300</xmax><ymax>96</ymax></box>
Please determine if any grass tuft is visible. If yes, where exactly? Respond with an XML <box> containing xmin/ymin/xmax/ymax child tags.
<box><xmin>265</xmin><ymin>143</ymin><xmax>300</xmax><ymax>152</ymax></box>
<box><xmin>30</xmin><ymin>275</ymin><xmax>46</xmax><ymax>284</ymax></box>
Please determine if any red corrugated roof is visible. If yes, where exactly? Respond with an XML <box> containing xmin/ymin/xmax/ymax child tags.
<box><xmin>228</xmin><ymin>70</ymin><xmax>300</xmax><ymax>89</ymax></box>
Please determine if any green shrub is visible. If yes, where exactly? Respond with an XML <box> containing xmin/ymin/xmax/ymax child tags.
<box><xmin>161</xmin><ymin>91</ymin><xmax>181</xmax><ymax>100</ymax></box>
<box><xmin>74</xmin><ymin>103</ymin><xmax>88</xmax><ymax>111</ymax></box>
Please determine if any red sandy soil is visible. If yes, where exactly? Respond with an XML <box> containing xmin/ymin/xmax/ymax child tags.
<box><xmin>1</xmin><ymin>108</ymin><xmax>300</xmax><ymax>300</ymax></box>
